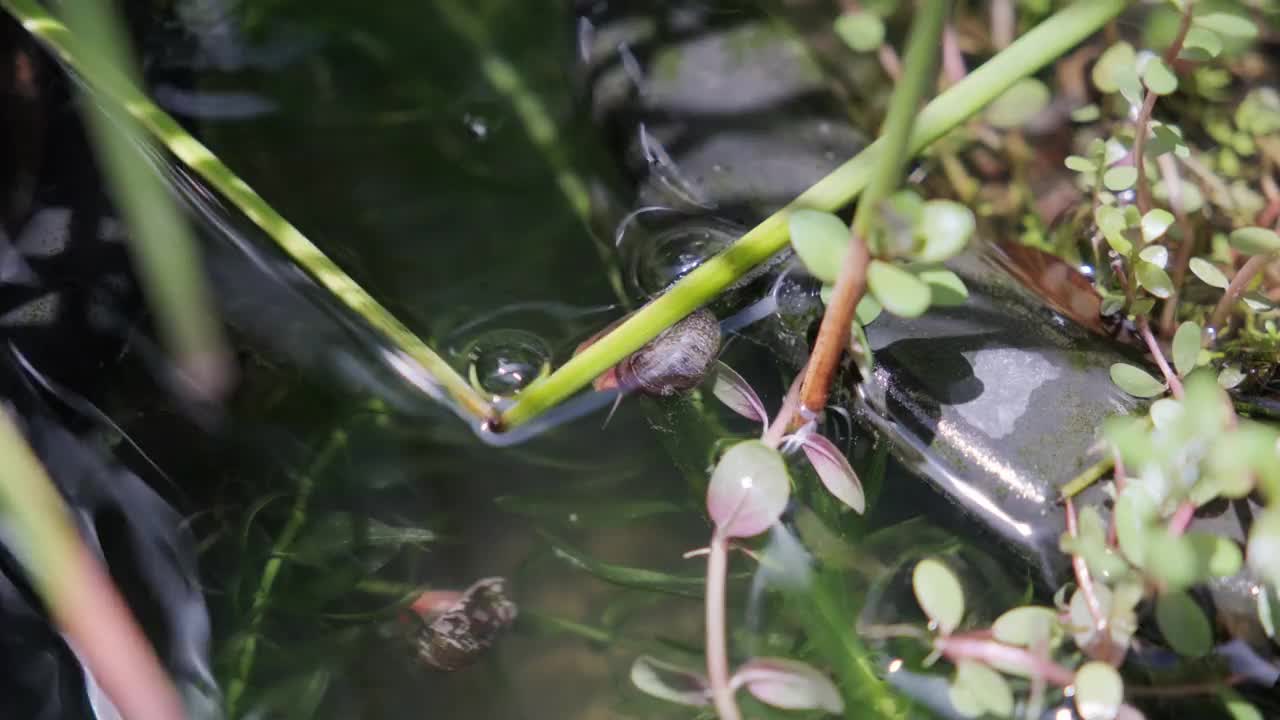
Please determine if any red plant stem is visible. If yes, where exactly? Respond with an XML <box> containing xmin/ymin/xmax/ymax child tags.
<box><xmin>799</xmin><ymin>232</ymin><xmax>870</xmax><ymax>418</ymax></box>
<box><xmin>1168</xmin><ymin>501</ymin><xmax>1197</xmax><ymax>536</ymax></box>
<box><xmin>1209</xmin><ymin>254</ymin><xmax>1271</xmax><ymax>335</ymax></box>
<box><xmin>1133</xmin><ymin>3</ymin><xmax>1194</xmax><ymax>215</ymax></box>
<box><xmin>941</xmin><ymin>25</ymin><xmax>968</xmax><ymax>85</ymax></box>
<box><xmin>990</xmin><ymin>0</ymin><xmax>1015</xmax><ymax>49</ymax></box>
<box><xmin>938</xmin><ymin>636</ymin><xmax>1075</xmax><ymax>687</ymax></box>
<box><xmin>878</xmin><ymin>44</ymin><xmax>903</xmax><ymax>82</ymax></box>
<box><xmin>1138</xmin><ymin>317</ymin><xmax>1184</xmax><ymax>399</ymax></box>
<box><xmin>705</xmin><ymin>532</ymin><xmax>741</xmax><ymax>720</ymax></box>
<box><xmin>1065</xmin><ymin>498</ymin><xmax>1110</xmax><ymax>648</ymax></box>
<box><xmin>1157</xmin><ymin>155</ymin><xmax>1197</xmax><ymax>335</ymax></box>
<box><xmin>55</xmin><ymin>544</ymin><xmax>187</xmax><ymax>720</ymax></box>
<box><xmin>766</xmin><ymin>369</ymin><xmax>806</xmax><ymax>445</ymax></box>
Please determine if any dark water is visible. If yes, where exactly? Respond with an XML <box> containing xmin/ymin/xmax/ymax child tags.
<box><xmin>2</xmin><ymin>1</ymin><xmax>1275</xmax><ymax>719</ymax></box>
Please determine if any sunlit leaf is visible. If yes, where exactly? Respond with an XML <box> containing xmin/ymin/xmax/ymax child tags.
<box><xmin>992</xmin><ymin>606</ymin><xmax>1059</xmax><ymax>647</ymax></box>
<box><xmin>707</xmin><ymin>440</ymin><xmax>791</xmax><ymax>539</ymax></box>
<box><xmin>732</xmin><ymin>657</ymin><xmax>844</xmax><ymax>713</ymax></box>
<box><xmin>912</xmin><ymin>557</ymin><xmax>964</xmax><ymax>634</ymax></box>
<box><xmin>1136</xmin><ymin>261</ymin><xmax>1173</xmax><ymax>298</ymax></box>
<box><xmin>1220</xmin><ymin>689</ymin><xmax>1264</xmax><ymax>720</ymax></box>
<box><xmin>1192</xmin><ymin>12</ymin><xmax>1257</xmax><ymax>39</ymax></box>
<box><xmin>834</xmin><ymin>10</ymin><xmax>884</xmax><ymax>52</ymax></box>
<box><xmin>1075</xmin><ymin>661</ymin><xmax>1124</xmax><ymax>720</ymax></box>
<box><xmin>1217</xmin><ymin>364</ymin><xmax>1245</xmax><ymax>389</ymax></box>
<box><xmin>916</xmin><ymin>201</ymin><xmax>975</xmax><ymax>262</ymax></box>
<box><xmin>1065</xmin><ymin>155</ymin><xmax>1098</xmax><ymax>173</ymax></box>
<box><xmin>1138</xmin><ymin>244</ymin><xmax>1168</xmax><ymax>268</ymax></box>
<box><xmin>630</xmin><ymin>655</ymin><xmax>709</xmax><ymax>706</ymax></box>
<box><xmin>790</xmin><ymin>209</ymin><xmax>849</xmax><ymax>283</ymax></box>
<box><xmin>1104</xmin><ymin>166</ymin><xmax>1138</xmax><ymax>191</ymax></box>
<box><xmin>1189</xmin><ymin>257</ymin><xmax>1229</xmax><ymax>289</ymax></box>
<box><xmin>1172</xmin><ymin>321</ymin><xmax>1202</xmax><ymax>377</ymax></box>
<box><xmin>1092</xmin><ymin>42</ymin><xmax>1136</xmax><ymax>94</ymax></box>
<box><xmin>1141</xmin><ymin>57</ymin><xmax>1177</xmax><ymax>95</ymax></box>
<box><xmin>1115</xmin><ymin>486</ymin><xmax>1157</xmax><ymax>567</ymax></box>
<box><xmin>1140</xmin><ymin>209</ymin><xmax>1174</xmax><ymax>243</ymax></box>
<box><xmin>1228</xmin><ymin>227</ymin><xmax>1280</xmax><ymax>256</ymax></box>
<box><xmin>798</xmin><ymin>432</ymin><xmax>865</xmax><ymax>514</ymax></box>
<box><xmin>953</xmin><ymin>661</ymin><xmax>1013</xmax><ymax>718</ymax></box>
<box><xmin>1180</xmin><ymin>27</ymin><xmax>1222</xmax><ymax>60</ymax></box>
<box><xmin>919</xmin><ymin>268</ymin><xmax>968</xmax><ymax>307</ymax></box>
<box><xmin>1155</xmin><ymin>591</ymin><xmax>1212</xmax><ymax>657</ymax></box>
<box><xmin>712</xmin><ymin>362</ymin><xmax>769</xmax><ymax>428</ymax></box>
<box><xmin>1247</xmin><ymin>507</ymin><xmax>1280</xmax><ymax>589</ymax></box>
<box><xmin>867</xmin><ymin>260</ymin><xmax>931</xmax><ymax>318</ymax></box>
<box><xmin>856</xmin><ymin>294</ymin><xmax>882</xmax><ymax>325</ymax></box>
<box><xmin>985</xmin><ymin>78</ymin><xmax>1051</xmax><ymax>129</ymax></box>
<box><xmin>1110</xmin><ymin>363</ymin><xmax>1165</xmax><ymax>398</ymax></box>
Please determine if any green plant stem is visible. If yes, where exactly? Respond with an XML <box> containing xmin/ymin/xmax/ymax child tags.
<box><xmin>799</xmin><ymin>0</ymin><xmax>946</xmax><ymax>417</ymax></box>
<box><xmin>499</xmin><ymin>0</ymin><xmax>1129</xmax><ymax>430</ymax></box>
<box><xmin>432</xmin><ymin>0</ymin><xmax>626</xmax><ymax>302</ymax></box>
<box><xmin>64</xmin><ymin>0</ymin><xmax>231</xmax><ymax>399</ymax></box>
<box><xmin>225</xmin><ymin>429</ymin><xmax>348</xmax><ymax>718</ymax></box>
<box><xmin>1</xmin><ymin>0</ymin><xmax>495</xmax><ymax>424</ymax></box>
<box><xmin>0</xmin><ymin>411</ymin><xmax>185</xmax><ymax>720</ymax></box>
<box><xmin>1059</xmin><ymin>454</ymin><xmax>1114</xmax><ymax>499</ymax></box>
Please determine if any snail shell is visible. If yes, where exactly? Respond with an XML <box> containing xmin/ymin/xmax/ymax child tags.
<box><xmin>413</xmin><ymin>577</ymin><xmax>517</xmax><ymax>672</ymax></box>
<box><xmin>616</xmin><ymin>308</ymin><xmax>720</xmax><ymax>396</ymax></box>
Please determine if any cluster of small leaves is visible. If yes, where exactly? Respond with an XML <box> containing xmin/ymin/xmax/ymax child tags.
<box><xmin>909</xmin><ymin>557</ymin><xmax>1138</xmax><ymax>720</ymax></box>
<box><xmin>789</xmin><ymin>193</ymin><xmax>976</xmax><ymax>323</ymax></box>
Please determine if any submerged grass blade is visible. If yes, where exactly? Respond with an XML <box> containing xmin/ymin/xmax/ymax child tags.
<box><xmin>0</xmin><ymin>411</ymin><xmax>185</xmax><ymax>720</ymax></box>
<box><xmin>0</xmin><ymin>0</ymin><xmax>495</xmax><ymax>424</ymax></box>
<box><xmin>500</xmin><ymin>0</ymin><xmax>1128</xmax><ymax>430</ymax></box>
<box><xmin>540</xmin><ymin>530</ymin><xmax>711</xmax><ymax>598</ymax></box>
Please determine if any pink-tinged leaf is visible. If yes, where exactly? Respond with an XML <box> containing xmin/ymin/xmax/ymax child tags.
<box><xmin>712</xmin><ymin>361</ymin><xmax>769</xmax><ymax>428</ymax></box>
<box><xmin>707</xmin><ymin>441</ymin><xmax>791</xmax><ymax>539</ymax></box>
<box><xmin>730</xmin><ymin>657</ymin><xmax>844</xmax><ymax>714</ymax></box>
<box><xmin>630</xmin><ymin>655</ymin><xmax>709</xmax><ymax>707</ymax></box>
<box><xmin>799</xmin><ymin>433</ymin><xmax>865</xmax><ymax>514</ymax></box>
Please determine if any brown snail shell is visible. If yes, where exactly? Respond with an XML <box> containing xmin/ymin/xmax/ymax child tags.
<box><xmin>615</xmin><ymin>308</ymin><xmax>720</xmax><ymax>396</ymax></box>
<box><xmin>413</xmin><ymin>577</ymin><xmax>517</xmax><ymax>672</ymax></box>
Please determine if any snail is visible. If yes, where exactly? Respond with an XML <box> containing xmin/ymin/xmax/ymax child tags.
<box><xmin>410</xmin><ymin>577</ymin><xmax>518</xmax><ymax>672</ymax></box>
<box><xmin>577</xmin><ymin>308</ymin><xmax>722</xmax><ymax>396</ymax></box>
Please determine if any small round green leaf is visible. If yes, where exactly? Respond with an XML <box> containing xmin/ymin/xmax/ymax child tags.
<box><xmin>706</xmin><ymin>441</ymin><xmax>791</xmax><ymax>539</ymax></box>
<box><xmin>920</xmin><ymin>269</ymin><xmax>968</xmax><ymax>307</ymax></box>
<box><xmin>867</xmin><ymin>260</ymin><xmax>931</xmax><ymax>318</ymax></box>
<box><xmin>916</xmin><ymin>201</ymin><xmax>975</xmax><ymax>262</ymax></box>
<box><xmin>1140</xmin><ymin>209</ymin><xmax>1174</xmax><ymax>243</ymax></box>
<box><xmin>1189</xmin><ymin>257</ymin><xmax>1230</xmax><ymax>289</ymax></box>
<box><xmin>954</xmin><ymin>661</ymin><xmax>1013</xmax><ymax>718</ymax></box>
<box><xmin>1141</xmin><ymin>57</ymin><xmax>1177</xmax><ymax>95</ymax></box>
<box><xmin>1075</xmin><ymin>661</ymin><xmax>1124</xmax><ymax>720</ymax></box>
<box><xmin>1092</xmin><ymin>42</ymin><xmax>1136</xmax><ymax>94</ymax></box>
<box><xmin>1136</xmin><ymin>261</ymin><xmax>1173</xmax><ymax>298</ymax></box>
<box><xmin>789</xmin><ymin>210</ymin><xmax>849</xmax><ymax>284</ymax></box>
<box><xmin>1104</xmin><ymin>166</ymin><xmax>1138</xmax><ymax>191</ymax></box>
<box><xmin>948</xmin><ymin>682</ymin><xmax>982</xmax><ymax>718</ymax></box>
<box><xmin>1218</xmin><ymin>364</ymin><xmax>1246</xmax><ymax>389</ymax></box>
<box><xmin>1247</xmin><ymin>508</ymin><xmax>1280</xmax><ymax>589</ymax></box>
<box><xmin>1228</xmin><ymin>227</ymin><xmax>1280</xmax><ymax>256</ymax></box>
<box><xmin>1192</xmin><ymin>12</ymin><xmax>1258</xmax><ymax>39</ymax></box>
<box><xmin>1172</xmin><ymin>321</ymin><xmax>1202</xmax><ymax>377</ymax></box>
<box><xmin>1155</xmin><ymin>591</ymin><xmax>1212</xmax><ymax>657</ymax></box>
<box><xmin>1181</xmin><ymin>27</ymin><xmax>1223</xmax><ymax>59</ymax></box>
<box><xmin>1221</xmin><ymin>689</ymin><xmax>1264</xmax><ymax>720</ymax></box>
<box><xmin>834</xmin><ymin>10</ymin><xmax>885</xmax><ymax>52</ymax></box>
<box><xmin>1138</xmin><ymin>244</ymin><xmax>1168</xmax><ymax>268</ymax></box>
<box><xmin>1115</xmin><ymin>487</ymin><xmax>1156</xmax><ymax>567</ymax></box>
<box><xmin>1065</xmin><ymin>155</ymin><xmax>1098</xmax><ymax>173</ymax></box>
<box><xmin>856</xmin><ymin>294</ymin><xmax>882</xmax><ymax>325</ymax></box>
<box><xmin>985</xmin><ymin>78</ymin><xmax>1051</xmax><ymax>129</ymax></box>
<box><xmin>992</xmin><ymin>606</ymin><xmax>1059</xmax><ymax>647</ymax></box>
<box><xmin>1110</xmin><ymin>363</ymin><xmax>1166</xmax><ymax>398</ymax></box>
<box><xmin>912</xmin><ymin>557</ymin><xmax>964</xmax><ymax>635</ymax></box>
<box><xmin>1072</xmin><ymin>104</ymin><xmax>1102</xmax><ymax>122</ymax></box>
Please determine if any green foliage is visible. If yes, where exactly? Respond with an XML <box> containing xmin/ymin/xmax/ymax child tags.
<box><xmin>984</xmin><ymin>78</ymin><xmax>1051</xmax><ymax>129</ymax></box>
<box><xmin>912</xmin><ymin>558</ymin><xmax>964</xmax><ymax>635</ymax></box>
<box><xmin>834</xmin><ymin>10</ymin><xmax>885</xmax><ymax>52</ymax></box>
<box><xmin>1074</xmin><ymin>662</ymin><xmax>1124</xmax><ymax>720</ymax></box>
<box><xmin>1109</xmin><ymin>363</ymin><xmax>1165</xmax><ymax>398</ymax></box>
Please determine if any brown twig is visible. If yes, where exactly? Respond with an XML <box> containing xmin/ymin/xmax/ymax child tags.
<box><xmin>798</xmin><ymin>232</ymin><xmax>870</xmax><ymax>417</ymax></box>
<box><xmin>1138</xmin><ymin>316</ymin><xmax>1184</xmax><ymax>399</ymax></box>
<box><xmin>1209</xmin><ymin>254</ymin><xmax>1271</xmax><ymax>335</ymax></box>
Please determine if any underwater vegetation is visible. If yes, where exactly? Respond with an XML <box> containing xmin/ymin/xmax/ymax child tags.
<box><xmin>0</xmin><ymin>0</ymin><xmax>1278</xmax><ymax>719</ymax></box>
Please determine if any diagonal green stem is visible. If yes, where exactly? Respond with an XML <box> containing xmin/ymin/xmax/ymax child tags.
<box><xmin>1</xmin><ymin>0</ymin><xmax>495</xmax><ymax>424</ymax></box>
<box><xmin>499</xmin><ymin>0</ymin><xmax>1129</xmax><ymax>430</ymax></box>
<box><xmin>224</xmin><ymin>429</ymin><xmax>348</xmax><ymax>717</ymax></box>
